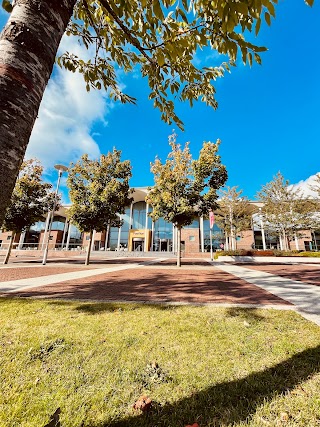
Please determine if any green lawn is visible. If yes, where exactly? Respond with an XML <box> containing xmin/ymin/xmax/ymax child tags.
<box><xmin>1</xmin><ymin>298</ymin><xmax>320</xmax><ymax>427</ymax></box>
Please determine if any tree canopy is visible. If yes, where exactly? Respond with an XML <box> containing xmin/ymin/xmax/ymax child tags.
<box><xmin>257</xmin><ymin>172</ymin><xmax>315</xmax><ymax>250</ymax></box>
<box><xmin>215</xmin><ymin>186</ymin><xmax>252</xmax><ymax>250</ymax></box>
<box><xmin>0</xmin><ymin>0</ymin><xmax>314</xmax><ymax>226</ymax></box>
<box><xmin>147</xmin><ymin>132</ymin><xmax>227</xmax><ymax>265</ymax></box>
<box><xmin>67</xmin><ymin>150</ymin><xmax>132</xmax><ymax>264</ymax></box>
<box><xmin>2</xmin><ymin>158</ymin><xmax>56</xmax><ymax>263</ymax></box>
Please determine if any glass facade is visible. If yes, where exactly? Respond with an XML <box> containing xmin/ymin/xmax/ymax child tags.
<box><xmin>153</xmin><ymin>217</ymin><xmax>173</xmax><ymax>251</ymax></box>
<box><xmin>132</xmin><ymin>202</ymin><xmax>146</xmax><ymax>229</ymax></box>
<box><xmin>119</xmin><ymin>207</ymin><xmax>131</xmax><ymax>249</ymax></box>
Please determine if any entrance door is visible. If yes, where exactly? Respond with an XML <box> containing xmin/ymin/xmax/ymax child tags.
<box><xmin>160</xmin><ymin>240</ymin><xmax>168</xmax><ymax>251</ymax></box>
<box><xmin>133</xmin><ymin>239</ymin><xmax>144</xmax><ymax>251</ymax></box>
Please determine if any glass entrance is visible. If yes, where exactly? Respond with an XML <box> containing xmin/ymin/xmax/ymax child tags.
<box><xmin>133</xmin><ymin>239</ymin><xmax>144</xmax><ymax>251</ymax></box>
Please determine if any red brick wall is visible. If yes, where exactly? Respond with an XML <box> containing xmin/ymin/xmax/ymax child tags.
<box><xmin>237</xmin><ymin>230</ymin><xmax>255</xmax><ymax>250</ymax></box>
<box><xmin>181</xmin><ymin>228</ymin><xmax>200</xmax><ymax>253</ymax></box>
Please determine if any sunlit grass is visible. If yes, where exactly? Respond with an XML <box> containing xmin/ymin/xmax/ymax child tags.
<box><xmin>1</xmin><ymin>298</ymin><xmax>320</xmax><ymax>426</ymax></box>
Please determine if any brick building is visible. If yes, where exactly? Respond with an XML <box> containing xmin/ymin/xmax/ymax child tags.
<box><xmin>1</xmin><ymin>187</ymin><xmax>319</xmax><ymax>253</ymax></box>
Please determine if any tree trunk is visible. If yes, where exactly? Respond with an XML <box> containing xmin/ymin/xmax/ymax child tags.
<box><xmin>176</xmin><ymin>227</ymin><xmax>181</xmax><ymax>267</ymax></box>
<box><xmin>3</xmin><ymin>232</ymin><xmax>16</xmax><ymax>264</ymax></box>
<box><xmin>0</xmin><ymin>0</ymin><xmax>76</xmax><ymax>225</ymax></box>
<box><xmin>283</xmin><ymin>230</ymin><xmax>288</xmax><ymax>251</ymax></box>
<box><xmin>85</xmin><ymin>230</ymin><xmax>93</xmax><ymax>265</ymax></box>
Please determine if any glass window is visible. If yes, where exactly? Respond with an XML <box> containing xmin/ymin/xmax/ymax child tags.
<box><xmin>184</xmin><ymin>218</ymin><xmax>200</xmax><ymax>229</ymax></box>
<box><xmin>132</xmin><ymin>202</ymin><xmax>146</xmax><ymax>229</ymax></box>
<box><xmin>153</xmin><ymin>217</ymin><xmax>173</xmax><ymax>251</ymax></box>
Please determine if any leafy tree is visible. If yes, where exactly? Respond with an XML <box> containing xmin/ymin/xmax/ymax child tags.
<box><xmin>215</xmin><ymin>186</ymin><xmax>252</xmax><ymax>250</ymax></box>
<box><xmin>1</xmin><ymin>0</ymin><xmax>307</xmax><ymax>225</ymax></box>
<box><xmin>1</xmin><ymin>159</ymin><xmax>56</xmax><ymax>264</ymax></box>
<box><xmin>67</xmin><ymin>150</ymin><xmax>132</xmax><ymax>265</ymax></box>
<box><xmin>257</xmin><ymin>172</ymin><xmax>314</xmax><ymax>251</ymax></box>
<box><xmin>147</xmin><ymin>132</ymin><xmax>227</xmax><ymax>266</ymax></box>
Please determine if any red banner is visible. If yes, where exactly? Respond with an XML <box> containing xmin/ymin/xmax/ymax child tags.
<box><xmin>209</xmin><ymin>210</ymin><xmax>215</xmax><ymax>229</ymax></box>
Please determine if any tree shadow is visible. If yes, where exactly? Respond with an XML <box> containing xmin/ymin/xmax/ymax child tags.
<box><xmin>11</xmin><ymin>269</ymin><xmax>286</xmax><ymax>307</ymax></box>
<box><xmin>94</xmin><ymin>344</ymin><xmax>320</xmax><ymax>426</ymax></box>
<box><xmin>225</xmin><ymin>307</ymin><xmax>266</xmax><ymax>322</ymax></box>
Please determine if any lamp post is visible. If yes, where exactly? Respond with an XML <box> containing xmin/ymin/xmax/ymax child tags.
<box><xmin>259</xmin><ymin>207</ymin><xmax>267</xmax><ymax>250</ymax></box>
<box><xmin>42</xmin><ymin>164</ymin><xmax>68</xmax><ymax>265</ymax></box>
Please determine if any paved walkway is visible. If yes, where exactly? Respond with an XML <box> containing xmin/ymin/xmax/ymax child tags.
<box><xmin>0</xmin><ymin>259</ymin><xmax>165</xmax><ymax>292</ymax></box>
<box><xmin>1</xmin><ymin>258</ymin><xmax>320</xmax><ymax>326</ymax></box>
<box><xmin>214</xmin><ymin>262</ymin><xmax>320</xmax><ymax>326</ymax></box>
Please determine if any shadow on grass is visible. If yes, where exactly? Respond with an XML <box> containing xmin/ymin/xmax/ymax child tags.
<box><xmin>225</xmin><ymin>307</ymin><xmax>266</xmax><ymax>322</ymax></box>
<box><xmin>95</xmin><ymin>344</ymin><xmax>320</xmax><ymax>427</ymax></box>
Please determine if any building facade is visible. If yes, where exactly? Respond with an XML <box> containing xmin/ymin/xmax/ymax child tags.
<box><xmin>1</xmin><ymin>187</ymin><xmax>319</xmax><ymax>253</ymax></box>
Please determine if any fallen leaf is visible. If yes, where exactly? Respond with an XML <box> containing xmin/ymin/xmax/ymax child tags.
<box><xmin>280</xmin><ymin>412</ymin><xmax>289</xmax><ymax>422</ymax></box>
<box><xmin>133</xmin><ymin>395</ymin><xmax>152</xmax><ymax>412</ymax></box>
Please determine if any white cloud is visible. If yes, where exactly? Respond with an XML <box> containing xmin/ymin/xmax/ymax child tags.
<box><xmin>26</xmin><ymin>35</ymin><xmax>114</xmax><ymax>170</ymax></box>
<box><xmin>289</xmin><ymin>173</ymin><xmax>320</xmax><ymax>198</ymax></box>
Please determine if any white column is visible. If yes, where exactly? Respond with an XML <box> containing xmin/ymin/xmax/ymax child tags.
<box><xmin>129</xmin><ymin>202</ymin><xmax>133</xmax><ymax>229</ymax></box>
<box><xmin>172</xmin><ymin>223</ymin><xmax>175</xmax><ymax>253</ymax></box>
<box><xmin>117</xmin><ymin>226</ymin><xmax>121</xmax><ymax>250</ymax></box>
<box><xmin>294</xmin><ymin>232</ymin><xmax>299</xmax><ymax>250</ymax></box>
<box><xmin>200</xmin><ymin>216</ymin><xmax>204</xmax><ymax>253</ymax></box>
<box><xmin>66</xmin><ymin>223</ymin><xmax>72</xmax><ymax>250</ymax></box>
<box><xmin>151</xmin><ymin>221</ymin><xmax>155</xmax><ymax>251</ymax></box>
<box><xmin>61</xmin><ymin>220</ymin><xmax>68</xmax><ymax>249</ymax></box>
<box><xmin>145</xmin><ymin>203</ymin><xmax>149</xmax><ymax>251</ymax></box>
<box><xmin>18</xmin><ymin>230</ymin><xmax>26</xmax><ymax>250</ymax></box>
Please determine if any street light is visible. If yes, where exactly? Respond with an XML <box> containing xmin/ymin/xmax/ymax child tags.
<box><xmin>259</xmin><ymin>207</ymin><xmax>267</xmax><ymax>250</ymax></box>
<box><xmin>42</xmin><ymin>164</ymin><xmax>68</xmax><ymax>265</ymax></box>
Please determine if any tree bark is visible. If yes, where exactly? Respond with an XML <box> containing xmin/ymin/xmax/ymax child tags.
<box><xmin>3</xmin><ymin>232</ymin><xmax>16</xmax><ymax>264</ymax></box>
<box><xmin>176</xmin><ymin>226</ymin><xmax>181</xmax><ymax>267</ymax></box>
<box><xmin>85</xmin><ymin>230</ymin><xmax>93</xmax><ymax>265</ymax></box>
<box><xmin>0</xmin><ymin>0</ymin><xmax>76</xmax><ymax>225</ymax></box>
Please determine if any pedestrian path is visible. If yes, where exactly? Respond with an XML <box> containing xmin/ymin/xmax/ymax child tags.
<box><xmin>0</xmin><ymin>259</ymin><xmax>166</xmax><ymax>293</ymax></box>
<box><xmin>214</xmin><ymin>262</ymin><xmax>320</xmax><ymax>326</ymax></box>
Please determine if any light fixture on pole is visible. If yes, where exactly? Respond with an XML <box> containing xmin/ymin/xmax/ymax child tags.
<box><xmin>42</xmin><ymin>164</ymin><xmax>68</xmax><ymax>265</ymax></box>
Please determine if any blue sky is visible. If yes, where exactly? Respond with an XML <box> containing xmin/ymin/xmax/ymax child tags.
<box><xmin>1</xmin><ymin>1</ymin><xmax>320</xmax><ymax>201</ymax></box>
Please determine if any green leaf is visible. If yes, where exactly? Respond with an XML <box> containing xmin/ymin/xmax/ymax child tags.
<box><xmin>157</xmin><ymin>50</ymin><xmax>165</xmax><ymax>66</ymax></box>
<box><xmin>305</xmin><ymin>0</ymin><xmax>314</xmax><ymax>5</ymax></box>
<box><xmin>255</xmin><ymin>18</ymin><xmax>261</xmax><ymax>36</ymax></box>
<box><xmin>2</xmin><ymin>0</ymin><xmax>12</xmax><ymax>12</ymax></box>
<box><xmin>153</xmin><ymin>0</ymin><xmax>164</xmax><ymax>20</ymax></box>
<box><xmin>265</xmin><ymin>11</ymin><xmax>271</xmax><ymax>26</ymax></box>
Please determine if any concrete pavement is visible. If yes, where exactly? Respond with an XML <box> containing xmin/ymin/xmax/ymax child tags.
<box><xmin>213</xmin><ymin>261</ymin><xmax>320</xmax><ymax>326</ymax></box>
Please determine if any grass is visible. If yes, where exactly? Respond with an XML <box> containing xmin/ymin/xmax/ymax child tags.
<box><xmin>1</xmin><ymin>298</ymin><xmax>320</xmax><ymax>427</ymax></box>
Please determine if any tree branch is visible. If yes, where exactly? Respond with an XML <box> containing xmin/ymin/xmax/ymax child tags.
<box><xmin>97</xmin><ymin>0</ymin><xmax>155</xmax><ymax>64</ymax></box>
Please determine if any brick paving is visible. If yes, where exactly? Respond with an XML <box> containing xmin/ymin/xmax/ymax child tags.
<box><xmin>234</xmin><ymin>263</ymin><xmax>320</xmax><ymax>286</ymax></box>
<box><xmin>0</xmin><ymin>266</ymin><xmax>96</xmax><ymax>282</ymax></box>
<box><xmin>11</xmin><ymin>266</ymin><xmax>289</xmax><ymax>305</ymax></box>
